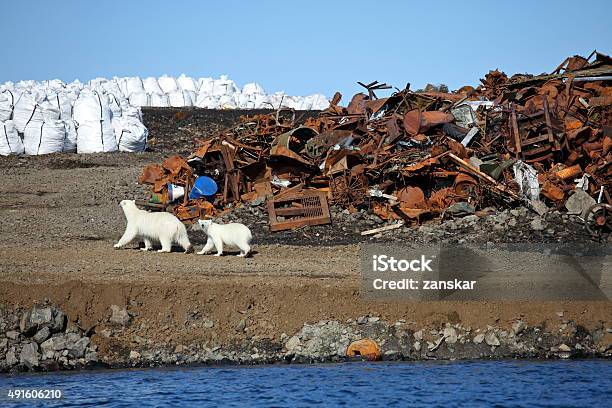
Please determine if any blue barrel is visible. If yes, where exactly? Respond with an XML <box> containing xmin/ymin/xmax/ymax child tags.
<box><xmin>189</xmin><ymin>176</ymin><xmax>218</xmax><ymax>200</ymax></box>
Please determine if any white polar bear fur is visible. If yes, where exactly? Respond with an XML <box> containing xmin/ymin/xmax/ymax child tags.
<box><xmin>114</xmin><ymin>200</ymin><xmax>191</xmax><ymax>253</ymax></box>
<box><xmin>197</xmin><ymin>219</ymin><xmax>252</xmax><ymax>257</ymax></box>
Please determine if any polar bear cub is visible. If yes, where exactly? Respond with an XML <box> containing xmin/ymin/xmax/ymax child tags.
<box><xmin>197</xmin><ymin>219</ymin><xmax>252</xmax><ymax>257</ymax></box>
<box><xmin>114</xmin><ymin>200</ymin><xmax>191</xmax><ymax>253</ymax></box>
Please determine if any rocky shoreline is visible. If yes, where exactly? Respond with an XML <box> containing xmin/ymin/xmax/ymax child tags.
<box><xmin>2</xmin><ymin>304</ymin><xmax>610</xmax><ymax>373</ymax></box>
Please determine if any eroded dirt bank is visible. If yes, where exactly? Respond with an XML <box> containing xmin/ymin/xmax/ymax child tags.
<box><xmin>0</xmin><ymin>152</ymin><xmax>610</xmax><ymax>372</ymax></box>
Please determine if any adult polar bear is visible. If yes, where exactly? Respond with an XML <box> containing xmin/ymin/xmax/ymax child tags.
<box><xmin>114</xmin><ymin>200</ymin><xmax>191</xmax><ymax>253</ymax></box>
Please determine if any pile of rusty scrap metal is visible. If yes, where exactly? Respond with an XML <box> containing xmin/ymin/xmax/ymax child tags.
<box><xmin>138</xmin><ymin>51</ymin><xmax>611</xmax><ymax>233</ymax></box>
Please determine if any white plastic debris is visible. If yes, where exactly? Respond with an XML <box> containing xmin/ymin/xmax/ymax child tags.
<box><xmin>512</xmin><ymin>160</ymin><xmax>540</xmax><ymax>201</ymax></box>
<box><xmin>574</xmin><ymin>173</ymin><xmax>590</xmax><ymax>191</ymax></box>
<box><xmin>271</xmin><ymin>176</ymin><xmax>291</xmax><ymax>188</ymax></box>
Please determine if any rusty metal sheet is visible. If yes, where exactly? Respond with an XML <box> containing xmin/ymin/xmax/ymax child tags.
<box><xmin>138</xmin><ymin>164</ymin><xmax>165</xmax><ymax>185</ymax></box>
<box><xmin>555</xmin><ymin>164</ymin><xmax>582</xmax><ymax>180</ymax></box>
<box><xmin>402</xmin><ymin>109</ymin><xmax>454</xmax><ymax>136</ymax></box>
<box><xmin>403</xmin><ymin>109</ymin><xmax>422</xmax><ymax>136</ymax></box>
<box><xmin>347</xmin><ymin>93</ymin><xmax>367</xmax><ymax>115</ymax></box>
<box><xmin>396</xmin><ymin>186</ymin><xmax>426</xmax><ymax>209</ymax></box>
<box><xmin>542</xmin><ymin>182</ymin><xmax>565</xmax><ymax>202</ymax></box>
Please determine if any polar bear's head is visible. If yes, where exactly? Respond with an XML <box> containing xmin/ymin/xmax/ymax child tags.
<box><xmin>198</xmin><ymin>219</ymin><xmax>213</xmax><ymax>232</ymax></box>
<box><xmin>119</xmin><ymin>199</ymin><xmax>137</xmax><ymax>213</ymax></box>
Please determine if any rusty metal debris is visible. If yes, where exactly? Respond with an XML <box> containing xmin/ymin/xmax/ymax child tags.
<box><xmin>267</xmin><ymin>190</ymin><xmax>331</xmax><ymax>232</ymax></box>
<box><xmin>138</xmin><ymin>51</ymin><xmax>611</xmax><ymax>232</ymax></box>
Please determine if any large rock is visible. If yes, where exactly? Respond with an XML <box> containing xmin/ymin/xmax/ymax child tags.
<box><xmin>293</xmin><ymin>321</ymin><xmax>352</xmax><ymax>360</ymax></box>
<box><xmin>565</xmin><ymin>190</ymin><xmax>596</xmax><ymax>216</ymax></box>
<box><xmin>443</xmin><ymin>327</ymin><xmax>458</xmax><ymax>344</ymax></box>
<box><xmin>33</xmin><ymin>327</ymin><xmax>51</xmax><ymax>344</ymax></box>
<box><xmin>285</xmin><ymin>336</ymin><xmax>301</xmax><ymax>352</ymax></box>
<box><xmin>5</xmin><ymin>350</ymin><xmax>18</xmax><ymax>366</ymax></box>
<box><xmin>485</xmin><ymin>331</ymin><xmax>500</xmax><ymax>346</ymax></box>
<box><xmin>19</xmin><ymin>342</ymin><xmax>40</xmax><ymax>367</ymax></box>
<box><xmin>67</xmin><ymin>337</ymin><xmax>89</xmax><ymax>358</ymax></box>
<box><xmin>40</xmin><ymin>333</ymin><xmax>79</xmax><ymax>353</ymax></box>
<box><xmin>51</xmin><ymin>309</ymin><xmax>67</xmax><ymax>333</ymax></box>
<box><xmin>19</xmin><ymin>306</ymin><xmax>66</xmax><ymax>335</ymax></box>
<box><xmin>530</xmin><ymin>217</ymin><xmax>546</xmax><ymax>231</ymax></box>
<box><xmin>30</xmin><ymin>306</ymin><xmax>53</xmax><ymax>325</ymax></box>
<box><xmin>6</xmin><ymin>330</ymin><xmax>20</xmax><ymax>340</ymax></box>
<box><xmin>109</xmin><ymin>305</ymin><xmax>131</xmax><ymax>326</ymax></box>
<box><xmin>512</xmin><ymin>320</ymin><xmax>527</xmax><ymax>335</ymax></box>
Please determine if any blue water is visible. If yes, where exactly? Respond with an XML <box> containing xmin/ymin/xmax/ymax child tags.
<box><xmin>0</xmin><ymin>360</ymin><xmax>610</xmax><ymax>407</ymax></box>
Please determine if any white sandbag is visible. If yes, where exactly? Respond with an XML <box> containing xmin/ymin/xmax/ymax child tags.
<box><xmin>129</xmin><ymin>92</ymin><xmax>150</xmax><ymax>107</ymax></box>
<box><xmin>150</xmin><ymin>92</ymin><xmax>170</xmax><ymax>107</ymax></box>
<box><xmin>197</xmin><ymin>77</ymin><xmax>214</xmax><ymax>94</ymax></box>
<box><xmin>143</xmin><ymin>77</ymin><xmax>163</xmax><ymax>94</ymax></box>
<box><xmin>126</xmin><ymin>77</ymin><xmax>145</xmax><ymax>96</ymax></box>
<box><xmin>88</xmin><ymin>77</ymin><xmax>108</xmax><ymax>89</ymax></box>
<box><xmin>195</xmin><ymin>94</ymin><xmax>218</xmax><ymax>108</ymax></box>
<box><xmin>242</xmin><ymin>82</ymin><xmax>264</xmax><ymax>95</ymax></box>
<box><xmin>0</xmin><ymin>120</ymin><xmax>24</xmax><ymax>155</ymax></box>
<box><xmin>23</xmin><ymin>120</ymin><xmax>70</xmax><ymax>155</ymax></box>
<box><xmin>212</xmin><ymin>76</ymin><xmax>238</xmax><ymax>97</ymax></box>
<box><xmin>44</xmin><ymin>79</ymin><xmax>66</xmax><ymax>91</ymax></box>
<box><xmin>253</xmin><ymin>94</ymin><xmax>270</xmax><ymax>108</ymax></box>
<box><xmin>64</xmin><ymin>119</ymin><xmax>77</xmax><ymax>152</ymax></box>
<box><xmin>108</xmin><ymin>93</ymin><xmax>123</xmax><ymax>118</ymax></box>
<box><xmin>73</xmin><ymin>90</ymin><xmax>112</xmax><ymax>123</ymax></box>
<box><xmin>168</xmin><ymin>90</ymin><xmax>193</xmax><ymax>107</ymax></box>
<box><xmin>76</xmin><ymin>119</ymin><xmax>117</xmax><ymax>153</ymax></box>
<box><xmin>47</xmin><ymin>91</ymin><xmax>76</xmax><ymax>120</ymax></box>
<box><xmin>280</xmin><ymin>96</ymin><xmax>298</xmax><ymax>109</ymax></box>
<box><xmin>218</xmin><ymin>94</ymin><xmax>237</xmax><ymax>109</ymax></box>
<box><xmin>186</xmin><ymin>90</ymin><xmax>196</xmax><ymax>105</ymax></box>
<box><xmin>115</xmin><ymin>77</ymin><xmax>128</xmax><ymax>97</ymax></box>
<box><xmin>236</xmin><ymin>93</ymin><xmax>251</xmax><ymax>109</ymax></box>
<box><xmin>310</xmin><ymin>94</ymin><xmax>329</xmax><ymax>110</ymax></box>
<box><xmin>16</xmin><ymin>80</ymin><xmax>37</xmax><ymax>88</ymax></box>
<box><xmin>39</xmin><ymin>100</ymin><xmax>61</xmax><ymax>122</ymax></box>
<box><xmin>0</xmin><ymin>82</ymin><xmax>14</xmax><ymax>92</ymax></box>
<box><xmin>100</xmin><ymin>80</ymin><xmax>123</xmax><ymax>97</ymax></box>
<box><xmin>177</xmin><ymin>75</ymin><xmax>197</xmax><ymax>92</ymax></box>
<box><xmin>13</xmin><ymin>90</ymin><xmax>45</xmax><ymax>132</ymax></box>
<box><xmin>0</xmin><ymin>91</ymin><xmax>15</xmax><ymax>121</ymax></box>
<box><xmin>158</xmin><ymin>75</ymin><xmax>179</xmax><ymax>93</ymax></box>
<box><xmin>113</xmin><ymin>116</ymin><xmax>148</xmax><ymax>152</ymax></box>
<box><xmin>119</xmin><ymin>101</ymin><xmax>142</xmax><ymax>120</ymax></box>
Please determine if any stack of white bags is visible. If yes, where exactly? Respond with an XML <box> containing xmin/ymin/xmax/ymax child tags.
<box><xmin>0</xmin><ymin>80</ymin><xmax>147</xmax><ymax>155</ymax></box>
<box><xmin>0</xmin><ymin>75</ymin><xmax>329</xmax><ymax>156</ymax></box>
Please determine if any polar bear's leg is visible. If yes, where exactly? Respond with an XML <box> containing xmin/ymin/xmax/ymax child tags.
<box><xmin>197</xmin><ymin>237</ymin><xmax>214</xmax><ymax>255</ymax></box>
<box><xmin>212</xmin><ymin>236</ymin><xmax>224</xmax><ymax>256</ymax></box>
<box><xmin>158</xmin><ymin>235</ymin><xmax>172</xmax><ymax>253</ymax></box>
<box><xmin>114</xmin><ymin>226</ymin><xmax>137</xmax><ymax>248</ymax></box>
<box><xmin>237</xmin><ymin>242</ymin><xmax>250</xmax><ymax>257</ymax></box>
<box><xmin>141</xmin><ymin>238</ymin><xmax>153</xmax><ymax>251</ymax></box>
<box><xmin>178</xmin><ymin>235</ymin><xmax>192</xmax><ymax>253</ymax></box>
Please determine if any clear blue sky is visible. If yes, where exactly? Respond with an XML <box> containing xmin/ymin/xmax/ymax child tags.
<box><xmin>2</xmin><ymin>0</ymin><xmax>610</xmax><ymax>99</ymax></box>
